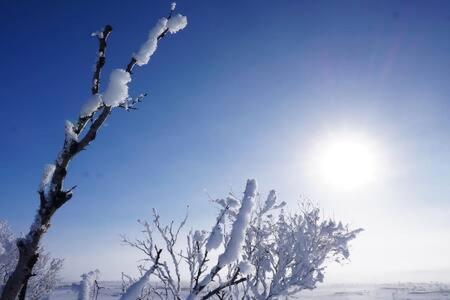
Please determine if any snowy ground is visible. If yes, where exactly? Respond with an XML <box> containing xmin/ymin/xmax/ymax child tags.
<box><xmin>50</xmin><ymin>282</ymin><xmax>450</xmax><ymax>299</ymax></box>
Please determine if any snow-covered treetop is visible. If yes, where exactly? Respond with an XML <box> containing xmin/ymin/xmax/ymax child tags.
<box><xmin>134</xmin><ymin>9</ymin><xmax>187</xmax><ymax>66</ymax></box>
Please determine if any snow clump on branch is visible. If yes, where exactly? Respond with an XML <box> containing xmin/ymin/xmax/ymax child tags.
<box><xmin>193</xmin><ymin>230</ymin><xmax>206</xmax><ymax>243</ymax></box>
<box><xmin>205</xmin><ymin>224</ymin><xmax>223</xmax><ymax>251</ymax></box>
<box><xmin>238</xmin><ymin>260</ymin><xmax>253</xmax><ymax>275</ymax></box>
<box><xmin>80</xmin><ymin>94</ymin><xmax>103</xmax><ymax>117</ymax></box>
<box><xmin>167</xmin><ymin>14</ymin><xmax>188</xmax><ymax>34</ymax></box>
<box><xmin>103</xmin><ymin>69</ymin><xmax>131</xmax><ymax>107</ymax></box>
<box><xmin>134</xmin><ymin>12</ymin><xmax>187</xmax><ymax>66</ymax></box>
<box><xmin>134</xmin><ymin>18</ymin><xmax>168</xmax><ymax>66</ymax></box>
<box><xmin>218</xmin><ymin>179</ymin><xmax>257</xmax><ymax>265</ymax></box>
<box><xmin>39</xmin><ymin>164</ymin><xmax>56</xmax><ymax>194</ymax></box>
<box><xmin>65</xmin><ymin>120</ymin><xmax>78</xmax><ymax>144</ymax></box>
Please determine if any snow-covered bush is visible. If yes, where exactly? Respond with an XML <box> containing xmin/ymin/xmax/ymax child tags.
<box><xmin>0</xmin><ymin>220</ymin><xmax>63</xmax><ymax>299</ymax></box>
<box><xmin>76</xmin><ymin>269</ymin><xmax>101</xmax><ymax>300</ymax></box>
<box><xmin>122</xmin><ymin>180</ymin><xmax>362</xmax><ymax>299</ymax></box>
<box><xmin>1</xmin><ymin>3</ymin><xmax>187</xmax><ymax>299</ymax></box>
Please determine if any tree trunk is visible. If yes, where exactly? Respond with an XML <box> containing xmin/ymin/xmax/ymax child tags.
<box><xmin>1</xmin><ymin>228</ymin><xmax>42</xmax><ymax>300</ymax></box>
<box><xmin>17</xmin><ymin>261</ymin><xmax>36</xmax><ymax>300</ymax></box>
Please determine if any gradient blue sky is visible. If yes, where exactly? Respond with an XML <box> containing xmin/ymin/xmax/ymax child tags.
<box><xmin>1</xmin><ymin>0</ymin><xmax>450</xmax><ymax>282</ymax></box>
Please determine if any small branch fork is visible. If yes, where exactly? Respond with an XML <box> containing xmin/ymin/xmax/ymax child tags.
<box><xmin>118</xmin><ymin>93</ymin><xmax>148</xmax><ymax>111</ymax></box>
<box><xmin>194</xmin><ymin>249</ymin><xmax>208</xmax><ymax>289</ymax></box>
<box><xmin>201</xmin><ymin>268</ymin><xmax>247</xmax><ymax>300</ymax></box>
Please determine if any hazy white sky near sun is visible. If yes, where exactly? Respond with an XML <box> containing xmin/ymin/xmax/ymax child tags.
<box><xmin>0</xmin><ymin>0</ymin><xmax>449</xmax><ymax>283</ymax></box>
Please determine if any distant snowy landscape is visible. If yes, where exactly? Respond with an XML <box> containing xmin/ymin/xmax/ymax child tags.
<box><xmin>50</xmin><ymin>282</ymin><xmax>450</xmax><ymax>300</ymax></box>
<box><xmin>2</xmin><ymin>1</ymin><xmax>450</xmax><ymax>299</ymax></box>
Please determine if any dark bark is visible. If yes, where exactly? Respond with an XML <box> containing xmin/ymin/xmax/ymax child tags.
<box><xmin>201</xmin><ymin>269</ymin><xmax>246</xmax><ymax>300</ymax></box>
<box><xmin>16</xmin><ymin>254</ymin><xmax>37</xmax><ymax>300</ymax></box>
<box><xmin>194</xmin><ymin>249</ymin><xmax>208</xmax><ymax>290</ymax></box>
<box><xmin>92</xmin><ymin>25</ymin><xmax>113</xmax><ymax>95</ymax></box>
<box><xmin>75</xmin><ymin>25</ymin><xmax>113</xmax><ymax>135</ymax></box>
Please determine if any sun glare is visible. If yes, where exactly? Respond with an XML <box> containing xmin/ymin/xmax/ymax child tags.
<box><xmin>313</xmin><ymin>132</ymin><xmax>381</xmax><ymax>190</ymax></box>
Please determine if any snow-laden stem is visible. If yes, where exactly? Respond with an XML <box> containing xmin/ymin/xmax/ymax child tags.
<box><xmin>187</xmin><ymin>179</ymin><xmax>257</xmax><ymax>299</ymax></box>
<box><xmin>120</xmin><ymin>248</ymin><xmax>162</xmax><ymax>300</ymax></box>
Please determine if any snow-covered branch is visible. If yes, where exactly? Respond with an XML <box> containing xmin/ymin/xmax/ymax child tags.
<box><xmin>120</xmin><ymin>249</ymin><xmax>162</xmax><ymax>300</ymax></box>
<box><xmin>188</xmin><ymin>179</ymin><xmax>258</xmax><ymax>299</ymax></box>
<box><xmin>1</xmin><ymin>3</ymin><xmax>188</xmax><ymax>299</ymax></box>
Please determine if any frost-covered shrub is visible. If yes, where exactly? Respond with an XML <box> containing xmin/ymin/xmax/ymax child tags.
<box><xmin>122</xmin><ymin>179</ymin><xmax>362</xmax><ymax>299</ymax></box>
<box><xmin>0</xmin><ymin>220</ymin><xmax>63</xmax><ymax>299</ymax></box>
<box><xmin>76</xmin><ymin>269</ymin><xmax>100</xmax><ymax>300</ymax></box>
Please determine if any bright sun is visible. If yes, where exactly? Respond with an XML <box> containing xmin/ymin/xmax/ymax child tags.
<box><xmin>313</xmin><ymin>132</ymin><xmax>381</xmax><ymax>190</ymax></box>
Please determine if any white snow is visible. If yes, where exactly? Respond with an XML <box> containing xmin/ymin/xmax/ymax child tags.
<box><xmin>218</xmin><ymin>179</ymin><xmax>257</xmax><ymax>265</ymax></box>
<box><xmin>193</xmin><ymin>230</ymin><xmax>206</xmax><ymax>243</ymax></box>
<box><xmin>167</xmin><ymin>14</ymin><xmax>188</xmax><ymax>34</ymax></box>
<box><xmin>120</xmin><ymin>265</ymin><xmax>157</xmax><ymax>300</ymax></box>
<box><xmin>238</xmin><ymin>260</ymin><xmax>253</xmax><ymax>275</ymax></box>
<box><xmin>0</xmin><ymin>242</ymin><xmax>5</xmax><ymax>255</ymax></box>
<box><xmin>226</xmin><ymin>196</ymin><xmax>240</xmax><ymax>208</ymax></box>
<box><xmin>134</xmin><ymin>12</ymin><xmax>187</xmax><ymax>66</ymax></box>
<box><xmin>65</xmin><ymin>120</ymin><xmax>78</xmax><ymax>143</ymax></box>
<box><xmin>80</xmin><ymin>94</ymin><xmax>102</xmax><ymax>117</ymax></box>
<box><xmin>205</xmin><ymin>224</ymin><xmax>223</xmax><ymax>250</ymax></box>
<box><xmin>134</xmin><ymin>18</ymin><xmax>168</xmax><ymax>66</ymax></box>
<box><xmin>39</xmin><ymin>164</ymin><xmax>56</xmax><ymax>193</ymax></box>
<box><xmin>119</xmin><ymin>275</ymin><xmax>148</xmax><ymax>300</ymax></box>
<box><xmin>103</xmin><ymin>69</ymin><xmax>131</xmax><ymax>107</ymax></box>
<box><xmin>48</xmin><ymin>282</ymin><xmax>450</xmax><ymax>300</ymax></box>
<box><xmin>91</xmin><ymin>31</ymin><xmax>104</xmax><ymax>38</ymax></box>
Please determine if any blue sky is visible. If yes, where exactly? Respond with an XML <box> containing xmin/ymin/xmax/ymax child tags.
<box><xmin>1</xmin><ymin>0</ymin><xmax>450</xmax><ymax>282</ymax></box>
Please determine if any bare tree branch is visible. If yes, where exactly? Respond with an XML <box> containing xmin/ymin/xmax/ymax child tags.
<box><xmin>75</xmin><ymin>25</ymin><xmax>113</xmax><ymax>135</ymax></box>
